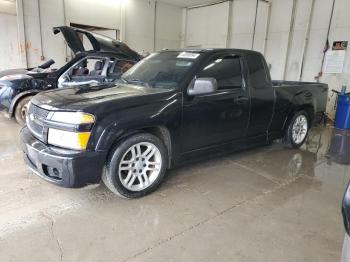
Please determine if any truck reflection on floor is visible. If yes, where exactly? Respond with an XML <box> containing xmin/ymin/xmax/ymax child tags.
<box><xmin>328</xmin><ymin>128</ymin><xmax>350</xmax><ymax>165</ymax></box>
<box><xmin>329</xmin><ymin>128</ymin><xmax>350</xmax><ymax>262</ymax></box>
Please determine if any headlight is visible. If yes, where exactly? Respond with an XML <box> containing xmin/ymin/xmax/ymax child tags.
<box><xmin>48</xmin><ymin>111</ymin><xmax>95</xmax><ymax>125</ymax></box>
<box><xmin>48</xmin><ymin>128</ymin><xmax>91</xmax><ymax>150</ymax></box>
<box><xmin>46</xmin><ymin>111</ymin><xmax>95</xmax><ymax>150</ymax></box>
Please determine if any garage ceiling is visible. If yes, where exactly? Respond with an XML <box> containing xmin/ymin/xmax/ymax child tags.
<box><xmin>159</xmin><ymin>0</ymin><xmax>219</xmax><ymax>8</ymax></box>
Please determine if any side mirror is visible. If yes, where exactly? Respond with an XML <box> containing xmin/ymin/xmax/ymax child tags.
<box><xmin>187</xmin><ymin>77</ymin><xmax>218</xmax><ymax>96</ymax></box>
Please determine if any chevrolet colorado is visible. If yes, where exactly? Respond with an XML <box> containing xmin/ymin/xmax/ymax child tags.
<box><xmin>20</xmin><ymin>49</ymin><xmax>328</xmax><ymax>198</ymax></box>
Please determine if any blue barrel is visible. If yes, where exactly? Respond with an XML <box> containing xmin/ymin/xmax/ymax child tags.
<box><xmin>335</xmin><ymin>94</ymin><xmax>350</xmax><ymax>130</ymax></box>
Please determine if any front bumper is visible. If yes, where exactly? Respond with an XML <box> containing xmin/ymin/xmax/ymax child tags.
<box><xmin>20</xmin><ymin>126</ymin><xmax>106</xmax><ymax>188</ymax></box>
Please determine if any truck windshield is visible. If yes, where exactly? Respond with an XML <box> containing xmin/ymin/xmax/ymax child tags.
<box><xmin>121</xmin><ymin>51</ymin><xmax>201</xmax><ymax>89</ymax></box>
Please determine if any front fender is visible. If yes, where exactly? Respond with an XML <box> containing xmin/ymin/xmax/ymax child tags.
<box><xmin>91</xmin><ymin>98</ymin><xmax>182</xmax><ymax>155</ymax></box>
<box><xmin>94</xmin><ymin>116</ymin><xmax>179</xmax><ymax>152</ymax></box>
<box><xmin>9</xmin><ymin>90</ymin><xmax>40</xmax><ymax>116</ymax></box>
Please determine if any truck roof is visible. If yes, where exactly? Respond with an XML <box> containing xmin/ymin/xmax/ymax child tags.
<box><xmin>160</xmin><ymin>48</ymin><xmax>262</xmax><ymax>56</ymax></box>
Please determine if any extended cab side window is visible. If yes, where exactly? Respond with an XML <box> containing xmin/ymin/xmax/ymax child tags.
<box><xmin>246</xmin><ymin>54</ymin><xmax>269</xmax><ymax>89</ymax></box>
<box><xmin>197</xmin><ymin>55</ymin><xmax>243</xmax><ymax>90</ymax></box>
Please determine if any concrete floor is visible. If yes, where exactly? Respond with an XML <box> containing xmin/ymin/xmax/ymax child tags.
<box><xmin>0</xmin><ymin>114</ymin><xmax>349</xmax><ymax>262</ymax></box>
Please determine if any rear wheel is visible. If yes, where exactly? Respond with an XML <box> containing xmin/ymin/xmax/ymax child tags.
<box><xmin>284</xmin><ymin>111</ymin><xmax>309</xmax><ymax>148</ymax></box>
<box><xmin>14</xmin><ymin>96</ymin><xmax>33</xmax><ymax>126</ymax></box>
<box><xmin>102</xmin><ymin>133</ymin><xmax>168</xmax><ymax>198</ymax></box>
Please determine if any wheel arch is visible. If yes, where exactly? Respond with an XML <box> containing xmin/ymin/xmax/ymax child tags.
<box><xmin>103</xmin><ymin>125</ymin><xmax>173</xmax><ymax>169</ymax></box>
<box><xmin>9</xmin><ymin>90</ymin><xmax>39</xmax><ymax>117</ymax></box>
<box><xmin>282</xmin><ymin>100</ymin><xmax>315</xmax><ymax>131</ymax></box>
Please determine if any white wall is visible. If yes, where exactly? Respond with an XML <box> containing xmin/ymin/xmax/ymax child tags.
<box><xmin>0</xmin><ymin>1</ymin><xmax>21</xmax><ymax>70</ymax></box>
<box><xmin>124</xmin><ymin>0</ymin><xmax>182</xmax><ymax>53</ymax></box>
<box><xmin>284</xmin><ymin>0</ymin><xmax>314</xmax><ymax>81</ymax></box>
<box><xmin>185</xmin><ymin>1</ymin><xmax>229</xmax><ymax>48</ymax></box>
<box><xmin>64</xmin><ymin>0</ymin><xmax>121</xmax><ymax>30</ymax></box>
<box><xmin>155</xmin><ymin>2</ymin><xmax>182</xmax><ymax>50</ymax></box>
<box><xmin>39</xmin><ymin>0</ymin><xmax>66</xmax><ymax>66</ymax></box>
<box><xmin>252</xmin><ymin>1</ymin><xmax>269</xmax><ymax>53</ymax></box>
<box><xmin>0</xmin><ymin>13</ymin><xmax>21</xmax><ymax>70</ymax></box>
<box><xmin>229</xmin><ymin>0</ymin><xmax>256</xmax><ymax>49</ymax></box>
<box><xmin>181</xmin><ymin>0</ymin><xmax>350</xmax><ymax>117</ymax></box>
<box><xmin>228</xmin><ymin>0</ymin><xmax>269</xmax><ymax>53</ymax></box>
<box><xmin>319</xmin><ymin>0</ymin><xmax>350</xmax><ymax>118</ymax></box>
<box><xmin>0</xmin><ymin>0</ymin><xmax>16</xmax><ymax>15</ymax></box>
<box><xmin>124</xmin><ymin>0</ymin><xmax>156</xmax><ymax>53</ymax></box>
<box><xmin>264</xmin><ymin>0</ymin><xmax>293</xmax><ymax>79</ymax></box>
<box><xmin>15</xmin><ymin>0</ymin><xmax>183</xmax><ymax>68</ymax></box>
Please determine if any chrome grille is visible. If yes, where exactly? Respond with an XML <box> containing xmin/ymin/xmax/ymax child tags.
<box><xmin>27</xmin><ymin>103</ymin><xmax>49</xmax><ymax>141</ymax></box>
<box><xmin>28</xmin><ymin>104</ymin><xmax>50</xmax><ymax>120</ymax></box>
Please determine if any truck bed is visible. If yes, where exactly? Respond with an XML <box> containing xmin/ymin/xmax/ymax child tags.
<box><xmin>269</xmin><ymin>80</ymin><xmax>328</xmax><ymax>135</ymax></box>
<box><xmin>272</xmin><ymin>80</ymin><xmax>325</xmax><ymax>88</ymax></box>
<box><xmin>272</xmin><ymin>81</ymin><xmax>328</xmax><ymax>111</ymax></box>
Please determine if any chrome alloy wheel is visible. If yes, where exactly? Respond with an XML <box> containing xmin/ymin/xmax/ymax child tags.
<box><xmin>292</xmin><ymin>115</ymin><xmax>308</xmax><ymax>144</ymax></box>
<box><xmin>118</xmin><ymin>142</ymin><xmax>162</xmax><ymax>191</ymax></box>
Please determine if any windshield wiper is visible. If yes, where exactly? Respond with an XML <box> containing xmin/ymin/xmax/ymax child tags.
<box><xmin>121</xmin><ymin>78</ymin><xmax>150</xmax><ymax>87</ymax></box>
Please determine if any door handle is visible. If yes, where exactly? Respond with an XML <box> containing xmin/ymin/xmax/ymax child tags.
<box><xmin>235</xmin><ymin>96</ymin><xmax>248</xmax><ymax>104</ymax></box>
<box><xmin>304</xmin><ymin>92</ymin><xmax>312</xmax><ymax>98</ymax></box>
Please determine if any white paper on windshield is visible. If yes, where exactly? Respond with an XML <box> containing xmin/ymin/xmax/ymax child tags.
<box><xmin>177</xmin><ymin>52</ymin><xmax>200</xmax><ymax>59</ymax></box>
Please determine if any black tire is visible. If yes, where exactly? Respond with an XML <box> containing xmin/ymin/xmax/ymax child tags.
<box><xmin>14</xmin><ymin>96</ymin><xmax>33</xmax><ymax>126</ymax></box>
<box><xmin>102</xmin><ymin>133</ymin><xmax>168</xmax><ymax>198</ymax></box>
<box><xmin>284</xmin><ymin>110</ymin><xmax>309</xmax><ymax>149</ymax></box>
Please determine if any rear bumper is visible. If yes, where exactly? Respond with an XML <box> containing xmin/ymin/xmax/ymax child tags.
<box><xmin>20</xmin><ymin>126</ymin><xmax>106</xmax><ymax>188</ymax></box>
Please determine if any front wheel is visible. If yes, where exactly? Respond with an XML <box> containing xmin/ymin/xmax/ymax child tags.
<box><xmin>14</xmin><ymin>96</ymin><xmax>33</xmax><ymax>126</ymax></box>
<box><xmin>284</xmin><ymin>111</ymin><xmax>309</xmax><ymax>148</ymax></box>
<box><xmin>102</xmin><ymin>133</ymin><xmax>168</xmax><ymax>198</ymax></box>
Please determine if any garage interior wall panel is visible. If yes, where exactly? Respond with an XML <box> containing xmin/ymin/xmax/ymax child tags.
<box><xmin>0</xmin><ymin>13</ymin><xmax>21</xmax><ymax>70</ymax></box>
<box><xmin>252</xmin><ymin>1</ymin><xmax>269</xmax><ymax>54</ymax></box>
<box><xmin>284</xmin><ymin>0</ymin><xmax>314</xmax><ymax>81</ymax></box>
<box><xmin>155</xmin><ymin>2</ymin><xmax>182</xmax><ymax>51</ymax></box>
<box><xmin>0</xmin><ymin>1</ymin><xmax>16</xmax><ymax>15</ymax></box>
<box><xmin>299</xmin><ymin>0</ymin><xmax>334</xmax><ymax>83</ymax></box>
<box><xmin>39</xmin><ymin>0</ymin><xmax>66</xmax><ymax>67</ymax></box>
<box><xmin>22</xmin><ymin>0</ymin><xmax>45</xmax><ymax>68</ymax></box>
<box><xmin>124</xmin><ymin>0</ymin><xmax>155</xmax><ymax>54</ymax></box>
<box><xmin>64</xmin><ymin>0</ymin><xmax>121</xmax><ymax>30</ymax></box>
<box><xmin>185</xmin><ymin>2</ymin><xmax>229</xmax><ymax>48</ymax></box>
<box><xmin>229</xmin><ymin>0</ymin><xmax>257</xmax><ymax>50</ymax></box>
<box><xmin>264</xmin><ymin>0</ymin><xmax>294</xmax><ymax>80</ymax></box>
<box><xmin>318</xmin><ymin>0</ymin><xmax>350</xmax><ymax>118</ymax></box>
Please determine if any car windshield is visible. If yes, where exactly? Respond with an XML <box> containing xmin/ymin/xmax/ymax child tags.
<box><xmin>121</xmin><ymin>51</ymin><xmax>201</xmax><ymax>89</ymax></box>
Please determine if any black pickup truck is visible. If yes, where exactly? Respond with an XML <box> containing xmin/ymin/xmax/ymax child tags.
<box><xmin>20</xmin><ymin>49</ymin><xmax>328</xmax><ymax>198</ymax></box>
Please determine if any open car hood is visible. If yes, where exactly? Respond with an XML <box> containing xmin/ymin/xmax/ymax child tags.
<box><xmin>53</xmin><ymin>26</ymin><xmax>141</xmax><ymax>61</ymax></box>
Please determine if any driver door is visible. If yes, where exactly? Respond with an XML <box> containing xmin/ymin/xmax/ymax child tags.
<box><xmin>181</xmin><ymin>52</ymin><xmax>250</xmax><ymax>152</ymax></box>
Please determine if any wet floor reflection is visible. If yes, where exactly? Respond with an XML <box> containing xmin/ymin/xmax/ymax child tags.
<box><xmin>327</xmin><ymin>128</ymin><xmax>350</xmax><ymax>165</ymax></box>
<box><xmin>1</xmin><ymin>115</ymin><xmax>350</xmax><ymax>261</ymax></box>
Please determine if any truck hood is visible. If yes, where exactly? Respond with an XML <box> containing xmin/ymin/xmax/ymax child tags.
<box><xmin>53</xmin><ymin>26</ymin><xmax>141</xmax><ymax>61</ymax></box>
<box><xmin>31</xmin><ymin>83</ymin><xmax>175</xmax><ymax>112</ymax></box>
